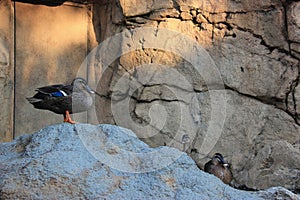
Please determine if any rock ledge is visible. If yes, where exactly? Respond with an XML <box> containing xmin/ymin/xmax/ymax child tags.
<box><xmin>0</xmin><ymin>124</ymin><xmax>298</xmax><ymax>199</ymax></box>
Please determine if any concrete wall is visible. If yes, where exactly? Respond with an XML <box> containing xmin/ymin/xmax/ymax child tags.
<box><xmin>0</xmin><ymin>0</ymin><xmax>96</xmax><ymax>141</ymax></box>
<box><xmin>0</xmin><ymin>0</ymin><xmax>14</xmax><ymax>142</ymax></box>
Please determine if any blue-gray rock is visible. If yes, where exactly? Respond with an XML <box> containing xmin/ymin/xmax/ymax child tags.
<box><xmin>0</xmin><ymin>124</ymin><xmax>298</xmax><ymax>199</ymax></box>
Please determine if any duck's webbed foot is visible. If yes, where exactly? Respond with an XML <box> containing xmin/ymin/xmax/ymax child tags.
<box><xmin>63</xmin><ymin>110</ymin><xmax>77</xmax><ymax>124</ymax></box>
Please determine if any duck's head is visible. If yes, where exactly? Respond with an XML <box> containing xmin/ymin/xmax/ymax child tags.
<box><xmin>211</xmin><ymin>153</ymin><xmax>229</xmax><ymax>167</ymax></box>
<box><xmin>72</xmin><ymin>77</ymin><xmax>95</xmax><ymax>94</ymax></box>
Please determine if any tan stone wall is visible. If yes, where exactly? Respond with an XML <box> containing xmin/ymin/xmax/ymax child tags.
<box><xmin>0</xmin><ymin>0</ymin><xmax>14</xmax><ymax>142</ymax></box>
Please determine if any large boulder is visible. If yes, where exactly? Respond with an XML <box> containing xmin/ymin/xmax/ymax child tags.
<box><xmin>0</xmin><ymin>124</ymin><xmax>298</xmax><ymax>199</ymax></box>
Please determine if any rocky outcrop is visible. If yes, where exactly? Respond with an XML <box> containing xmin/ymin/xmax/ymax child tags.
<box><xmin>0</xmin><ymin>124</ymin><xmax>299</xmax><ymax>199</ymax></box>
<box><xmin>89</xmin><ymin>0</ymin><xmax>300</xmax><ymax>192</ymax></box>
<box><xmin>0</xmin><ymin>0</ymin><xmax>299</xmax><ymax>194</ymax></box>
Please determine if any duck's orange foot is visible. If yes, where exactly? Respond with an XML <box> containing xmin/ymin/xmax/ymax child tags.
<box><xmin>63</xmin><ymin>118</ymin><xmax>77</xmax><ymax>124</ymax></box>
<box><xmin>63</xmin><ymin>110</ymin><xmax>77</xmax><ymax>124</ymax></box>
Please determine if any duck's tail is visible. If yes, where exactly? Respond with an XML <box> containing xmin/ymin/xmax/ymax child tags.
<box><xmin>26</xmin><ymin>97</ymin><xmax>42</xmax><ymax>104</ymax></box>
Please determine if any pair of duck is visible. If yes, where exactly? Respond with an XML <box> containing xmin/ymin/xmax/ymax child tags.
<box><xmin>27</xmin><ymin>78</ymin><xmax>233</xmax><ymax>184</ymax></box>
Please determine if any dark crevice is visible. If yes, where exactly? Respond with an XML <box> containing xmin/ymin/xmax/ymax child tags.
<box><xmin>143</xmin><ymin>83</ymin><xmax>194</xmax><ymax>93</ymax></box>
<box><xmin>14</xmin><ymin>0</ymin><xmax>99</xmax><ymax>6</ymax></box>
<box><xmin>170</xmin><ymin>0</ymin><xmax>180</xmax><ymax>11</ymax></box>
<box><xmin>13</xmin><ymin>1</ymin><xmax>16</xmax><ymax>139</ymax></box>
<box><xmin>232</xmin><ymin>23</ymin><xmax>300</xmax><ymax>60</ymax></box>
<box><xmin>292</xmin><ymin>73</ymin><xmax>299</xmax><ymax>118</ymax></box>
<box><xmin>221</xmin><ymin>6</ymin><xmax>277</xmax><ymax>15</ymax></box>
<box><xmin>284</xmin><ymin>55</ymin><xmax>300</xmax><ymax>123</ymax></box>
<box><xmin>14</xmin><ymin>0</ymin><xmax>68</xmax><ymax>6</ymax></box>
<box><xmin>96</xmin><ymin>64</ymin><xmax>118</xmax><ymax>100</ymax></box>
<box><xmin>194</xmin><ymin>12</ymin><xmax>298</xmax><ymax>60</ymax></box>
<box><xmin>212</xmin><ymin>24</ymin><xmax>215</xmax><ymax>42</ymax></box>
<box><xmin>235</xmin><ymin>26</ymin><xmax>277</xmax><ymax>53</ymax></box>
<box><xmin>95</xmin><ymin>92</ymin><xmax>111</xmax><ymax>100</ymax></box>
<box><xmin>125</xmin><ymin>12</ymin><xmax>152</xmax><ymax>23</ymax></box>
<box><xmin>118</xmin><ymin>62</ymin><xmax>144</xmax><ymax>90</ymax></box>
<box><xmin>192</xmin><ymin>16</ymin><xmax>199</xmax><ymax>25</ymax></box>
<box><xmin>131</xmin><ymin>95</ymin><xmax>188</xmax><ymax>105</ymax></box>
<box><xmin>225</xmin><ymin>11</ymin><xmax>247</xmax><ymax>17</ymax></box>
<box><xmin>233</xmin><ymin>184</ymin><xmax>259</xmax><ymax>192</ymax></box>
<box><xmin>290</xmin><ymin>40</ymin><xmax>300</xmax><ymax>44</ymax></box>
<box><xmin>282</xmin><ymin>0</ymin><xmax>292</xmax><ymax>54</ymax></box>
<box><xmin>224</xmin><ymin>85</ymin><xmax>299</xmax><ymax>125</ymax></box>
<box><xmin>193</xmin><ymin>88</ymin><xmax>208</xmax><ymax>93</ymax></box>
<box><xmin>129</xmin><ymin>98</ymin><xmax>150</xmax><ymax>126</ymax></box>
<box><xmin>199</xmin><ymin>8</ymin><xmax>299</xmax><ymax>60</ymax></box>
<box><xmin>258</xmin><ymin>39</ymin><xmax>276</xmax><ymax>53</ymax></box>
<box><xmin>197</xmin><ymin>12</ymin><xmax>212</xmax><ymax>24</ymax></box>
<box><xmin>286</xmin><ymin>0</ymin><xmax>300</xmax><ymax>5</ymax></box>
<box><xmin>123</xmin><ymin>7</ymin><xmax>182</xmax><ymax>25</ymax></box>
<box><xmin>215</xmin><ymin>21</ymin><xmax>233</xmax><ymax>31</ymax></box>
<box><xmin>233</xmin><ymin>25</ymin><xmax>300</xmax><ymax>60</ymax></box>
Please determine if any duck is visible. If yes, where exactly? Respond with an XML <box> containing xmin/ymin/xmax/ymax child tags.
<box><xmin>27</xmin><ymin>77</ymin><xmax>96</xmax><ymax>124</ymax></box>
<box><xmin>204</xmin><ymin>153</ymin><xmax>233</xmax><ymax>184</ymax></box>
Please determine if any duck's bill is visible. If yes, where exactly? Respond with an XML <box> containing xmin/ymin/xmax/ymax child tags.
<box><xmin>85</xmin><ymin>85</ymin><xmax>106</xmax><ymax>97</ymax></box>
<box><xmin>85</xmin><ymin>85</ymin><xmax>95</xmax><ymax>94</ymax></box>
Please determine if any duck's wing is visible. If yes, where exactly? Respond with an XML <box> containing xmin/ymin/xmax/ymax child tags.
<box><xmin>37</xmin><ymin>84</ymin><xmax>65</xmax><ymax>94</ymax></box>
<box><xmin>36</xmin><ymin>84</ymin><xmax>72</xmax><ymax>97</ymax></box>
<box><xmin>204</xmin><ymin>160</ymin><xmax>213</xmax><ymax>172</ymax></box>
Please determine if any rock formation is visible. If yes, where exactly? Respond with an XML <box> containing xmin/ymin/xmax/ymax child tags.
<box><xmin>0</xmin><ymin>124</ymin><xmax>299</xmax><ymax>199</ymax></box>
<box><xmin>90</xmin><ymin>0</ymin><xmax>300</xmax><ymax>192</ymax></box>
<box><xmin>0</xmin><ymin>0</ymin><xmax>299</xmax><ymax>193</ymax></box>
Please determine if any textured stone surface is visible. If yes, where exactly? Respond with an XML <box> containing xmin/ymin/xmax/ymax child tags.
<box><xmin>105</xmin><ymin>64</ymin><xmax>300</xmax><ymax>190</ymax></box>
<box><xmin>0</xmin><ymin>0</ymin><xmax>14</xmax><ymax>142</ymax></box>
<box><xmin>1</xmin><ymin>0</ymin><xmax>299</xmax><ymax>195</ymax></box>
<box><xmin>88</xmin><ymin>0</ymin><xmax>300</xmax><ymax>192</ymax></box>
<box><xmin>288</xmin><ymin>2</ymin><xmax>300</xmax><ymax>42</ymax></box>
<box><xmin>0</xmin><ymin>124</ymin><xmax>299</xmax><ymax>199</ymax></box>
<box><xmin>288</xmin><ymin>1</ymin><xmax>300</xmax><ymax>59</ymax></box>
<box><xmin>259</xmin><ymin>187</ymin><xmax>300</xmax><ymax>200</ymax></box>
<box><xmin>118</xmin><ymin>0</ymin><xmax>174</xmax><ymax>17</ymax></box>
<box><xmin>192</xmin><ymin>90</ymin><xmax>300</xmax><ymax>191</ymax></box>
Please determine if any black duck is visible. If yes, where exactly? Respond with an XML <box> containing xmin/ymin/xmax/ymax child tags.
<box><xmin>27</xmin><ymin>77</ymin><xmax>95</xmax><ymax>124</ymax></box>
